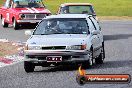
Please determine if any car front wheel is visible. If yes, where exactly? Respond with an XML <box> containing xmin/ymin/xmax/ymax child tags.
<box><xmin>95</xmin><ymin>46</ymin><xmax>105</xmax><ymax>64</ymax></box>
<box><xmin>24</xmin><ymin>61</ymin><xmax>35</xmax><ymax>73</ymax></box>
<box><xmin>83</xmin><ymin>50</ymin><xmax>93</xmax><ymax>68</ymax></box>
<box><xmin>88</xmin><ymin>50</ymin><xmax>94</xmax><ymax>66</ymax></box>
<box><xmin>13</xmin><ymin>19</ymin><xmax>19</xmax><ymax>30</ymax></box>
<box><xmin>1</xmin><ymin>17</ymin><xmax>8</xmax><ymax>27</ymax></box>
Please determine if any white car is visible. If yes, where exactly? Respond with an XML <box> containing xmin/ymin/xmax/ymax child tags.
<box><xmin>24</xmin><ymin>14</ymin><xmax>105</xmax><ymax>72</ymax></box>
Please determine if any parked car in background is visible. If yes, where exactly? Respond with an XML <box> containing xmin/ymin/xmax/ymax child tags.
<box><xmin>57</xmin><ymin>3</ymin><xmax>97</xmax><ymax>19</ymax></box>
<box><xmin>0</xmin><ymin>0</ymin><xmax>51</xmax><ymax>30</ymax></box>
<box><xmin>24</xmin><ymin>14</ymin><xmax>105</xmax><ymax>72</ymax></box>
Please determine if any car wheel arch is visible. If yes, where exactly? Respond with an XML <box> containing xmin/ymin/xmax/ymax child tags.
<box><xmin>90</xmin><ymin>45</ymin><xmax>93</xmax><ymax>51</ymax></box>
<box><xmin>12</xmin><ymin>17</ymin><xmax>15</xmax><ymax>22</ymax></box>
<box><xmin>102</xmin><ymin>41</ymin><xmax>104</xmax><ymax>46</ymax></box>
<box><xmin>0</xmin><ymin>14</ymin><xmax>2</xmax><ymax>19</ymax></box>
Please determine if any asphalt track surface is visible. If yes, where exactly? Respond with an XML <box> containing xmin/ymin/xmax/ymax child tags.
<box><xmin>0</xmin><ymin>20</ymin><xmax>132</xmax><ymax>88</ymax></box>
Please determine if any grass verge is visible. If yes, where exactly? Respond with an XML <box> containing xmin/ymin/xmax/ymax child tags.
<box><xmin>0</xmin><ymin>42</ymin><xmax>18</xmax><ymax>57</ymax></box>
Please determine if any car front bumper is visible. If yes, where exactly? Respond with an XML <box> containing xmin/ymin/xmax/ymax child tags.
<box><xmin>24</xmin><ymin>50</ymin><xmax>90</xmax><ymax>62</ymax></box>
<box><xmin>17</xmin><ymin>19</ymin><xmax>41</xmax><ymax>23</ymax></box>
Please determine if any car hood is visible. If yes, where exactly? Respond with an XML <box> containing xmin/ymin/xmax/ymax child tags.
<box><xmin>13</xmin><ymin>8</ymin><xmax>51</xmax><ymax>14</ymax></box>
<box><xmin>27</xmin><ymin>34</ymin><xmax>89</xmax><ymax>46</ymax></box>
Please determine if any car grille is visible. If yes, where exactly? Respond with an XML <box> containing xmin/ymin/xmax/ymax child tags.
<box><xmin>25</xmin><ymin>14</ymin><xmax>46</xmax><ymax>19</ymax></box>
<box><xmin>42</xmin><ymin>46</ymin><xmax>66</xmax><ymax>50</ymax></box>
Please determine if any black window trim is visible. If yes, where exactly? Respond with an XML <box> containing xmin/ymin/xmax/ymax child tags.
<box><xmin>88</xmin><ymin>16</ymin><xmax>97</xmax><ymax>30</ymax></box>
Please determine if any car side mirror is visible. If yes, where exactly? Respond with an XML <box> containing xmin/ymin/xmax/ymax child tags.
<box><xmin>25</xmin><ymin>30</ymin><xmax>32</xmax><ymax>36</ymax></box>
<box><xmin>91</xmin><ymin>30</ymin><xmax>100</xmax><ymax>35</ymax></box>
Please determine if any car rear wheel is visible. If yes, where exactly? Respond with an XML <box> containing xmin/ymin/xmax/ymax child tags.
<box><xmin>95</xmin><ymin>45</ymin><xmax>105</xmax><ymax>64</ymax></box>
<box><xmin>24</xmin><ymin>61</ymin><xmax>35</xmax><ymax>73</ymax></box>
<box><xmin>13</xmin><ymin>19</ymin><xmax>19</xmax><ymax>30</ymax></box>
<box><xmin>1</xmin><ymin>17</ymin><xmax>8</xmax><ymax>27</ymax></box>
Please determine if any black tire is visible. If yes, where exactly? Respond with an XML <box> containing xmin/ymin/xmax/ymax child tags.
<box><xmin>24</xmin><ymin>61</ymin><xmax>35</xmax><ymax>73</ymax></box>
<box><xmin>13</xmin><ymin>19</ymin><xmax>19</xmax><ymax>30</ymax></box>
<box><xmin>1</xmin><ymin>17</ymin><xmax>8</xmax><ymax>27</ymax></box>
<box><xmin>95</xmin><ymin>45</ymin><xmax>105</xmax><ymax>64</ymax></box>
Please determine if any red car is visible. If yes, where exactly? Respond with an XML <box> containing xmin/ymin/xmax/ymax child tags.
<box><xmin>0</xmin><ymin>0</ymin><xmax>51</xmax><ymax>30</ymax></box>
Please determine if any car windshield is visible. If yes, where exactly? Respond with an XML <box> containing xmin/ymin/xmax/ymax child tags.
<box><xmin>61</xmin><ymin>5</ymin><xmax>95</xmax><ymax>15</ymax></box>
<box><xmin>13</xmin><ymin>0</ymin><xmax>44</xmax><ymax>8</ymax></box>
<box><xmin>33</xmin><ymin>18</ymin><xmax>89</xmax><ymax>35</ymax></box>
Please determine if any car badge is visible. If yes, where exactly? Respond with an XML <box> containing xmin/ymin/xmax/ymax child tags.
<box><xmin>52</xmin><ymin>47</ymin><xmax>55</xmax><ymax>50</ymax></box>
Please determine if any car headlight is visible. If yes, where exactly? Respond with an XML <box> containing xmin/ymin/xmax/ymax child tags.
<box><xmin>19</xmin><ymin>14</ymin><xmax>25</xmax><ymax>19</ymax></box>
<box><xmin>66</xmin><ymin>45</ymin><xmax>86</xmax><ymax>50</ymax></box>
<box><xmin>28</xmin><ymin>46</ymin><xmax>41</xmax><ymax>50</ymax></box>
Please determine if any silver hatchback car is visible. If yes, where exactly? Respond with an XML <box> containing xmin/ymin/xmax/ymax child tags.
<box><xmin>24</xmin><ymin>14</ymin><xmax>105</xmax><ymax>72</ymax></box>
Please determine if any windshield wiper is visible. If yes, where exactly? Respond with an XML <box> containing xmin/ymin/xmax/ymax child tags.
<box><xmin>40</xmin><ymin>33</ymin><xmax>63</xmax><ymax>35</ymax></box>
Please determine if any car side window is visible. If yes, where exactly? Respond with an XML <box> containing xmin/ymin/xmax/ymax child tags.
<box><xmin>59</xmin><ymin>7</ymin><xmax>64</xmax><ymax>14</ymax></box>
<box><xmin>60</xmin><ymin>6</ymin><xmax>69</xmax><ymax>14</ymax></box>
<box><xmin>89</xmin><ymin>17</ymin><xmax>100</xmax><ymax>30</ymax></box>
<box><xmin>87</xmin><ymin>17</ymin><xmax>96</xmax><ymax>32</ymax></box>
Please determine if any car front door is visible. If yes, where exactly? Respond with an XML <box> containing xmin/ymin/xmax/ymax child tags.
<box><xmin>87</xmin><ymin>17</ymin><xmax>101</xmax><ymax>57</ymax></box>
<box><xmin>90</xmin><ymin>17</ymin><xmax>102</xmax><ymax>47</ymax></box>
<box><xmin>3</xmin><ymin>0</ymin><xmax>11</xmax><ymax>23</ymax></box>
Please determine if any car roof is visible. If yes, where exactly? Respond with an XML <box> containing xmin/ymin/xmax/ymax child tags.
<box><xmin>61</xmin><ymin>3</ymin><xmax>93</xmax><ymax>7</ymax></box>
<box><xmin>45</xmin><ymin>14</ymin><xmax>92</xmax><ymax>19</ymax></box>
